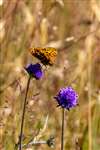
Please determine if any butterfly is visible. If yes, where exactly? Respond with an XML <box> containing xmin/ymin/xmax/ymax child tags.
<box><xmin>28</xmin><ymin>47</ymin><xmax>57</xmax><ymax>66</ymax></box>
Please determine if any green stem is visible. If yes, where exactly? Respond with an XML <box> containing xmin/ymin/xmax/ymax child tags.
<box><xmin>19</xmin><ymin>76</ymin><xmax>31</xmax><ymax>150</ymax></box>
<box><xmin>61</xmin><ymin>108</ymin><xmax>65</xmax><ymax>150</ymax></box>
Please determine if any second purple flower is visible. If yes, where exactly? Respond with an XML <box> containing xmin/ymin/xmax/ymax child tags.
<box><xmin>54</xmin><ymin>86</ymin><xmax>78</xmax><ymax>110</ymax></box>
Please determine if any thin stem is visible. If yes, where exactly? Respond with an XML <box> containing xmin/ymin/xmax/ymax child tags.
<box><xmin>88</xmin><ymin>44</ymin><xmax>92</xmax><ymax>150</ymax></box>
<box><xmin>19</xmin><ymin>76</ymin><xmax>31</xmax><ymax>150</ymax></box>
<box><xmin>61</xmin><ymin>108</ymin><xmax>65</xmax><ymax>150</ymax></box>
<box><xmin>23</xmin><ymin>140</ymin><xmax>47</xmax><ymax>148</ymax></box>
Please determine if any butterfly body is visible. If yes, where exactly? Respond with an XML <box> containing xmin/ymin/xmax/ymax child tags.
<box><xmin>29</xmin><ymin>47</ymin><xmax>57</xmax><ymax>66</ymax></box>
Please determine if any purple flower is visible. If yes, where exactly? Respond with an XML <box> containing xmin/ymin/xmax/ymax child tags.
<box><xmin>25</xmin><ymin>63</ymin><xmax>43</xmax><ymax>79</ymax></box>
<box><xmin>54</xmin><ymin>87</ymin><xmax>78</xmax><ymax>110</ymax></box>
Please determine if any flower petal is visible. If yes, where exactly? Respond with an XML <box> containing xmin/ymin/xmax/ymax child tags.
<box><xmin>54</xmin><ymin>86</ymin><xmax>78</xmax><ymax>110</ymax></box>
<box><xmin>25</xmin><ymin>63</ymin><xmax>43</xmax><ymax>79</ymax></box>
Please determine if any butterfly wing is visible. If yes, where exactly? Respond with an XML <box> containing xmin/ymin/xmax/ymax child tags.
<box><xmin>46</xmin><ymin>48</ymin><xmax>57</xmax><ymax>64</ymax></box>
<box><xmin>28</xmin><ymin>47</ymin><xmax>57</xmax><ymax>65</ymax></box>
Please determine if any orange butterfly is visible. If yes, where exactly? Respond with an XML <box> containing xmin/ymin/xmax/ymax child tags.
<box><xmin>29</xmin><ymin>47</ymin><xmax>57</xmax><ymax>66</ymax></box>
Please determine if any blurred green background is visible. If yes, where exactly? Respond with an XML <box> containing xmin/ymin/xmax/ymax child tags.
<box><xmin>0</xmin><ymin>0</ymin><xmax>100</xmax><ymax>150</ymax></box>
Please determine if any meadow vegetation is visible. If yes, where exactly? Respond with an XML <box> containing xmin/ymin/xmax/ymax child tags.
<box><xmin>0</xmin><ymin>0</ymin><xmax>100</xmax><ymax>150</ymax></box>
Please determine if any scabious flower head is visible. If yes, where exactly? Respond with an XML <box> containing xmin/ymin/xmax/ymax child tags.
<box><xmin>25</xmin><ymin>63</ymin><xmax>43</xmax><ymax>79</ymax></box>
<box><xmin>54</xmin><ymin>86</ymin><xmax>78</xmax><ymax>110</ymax></box>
